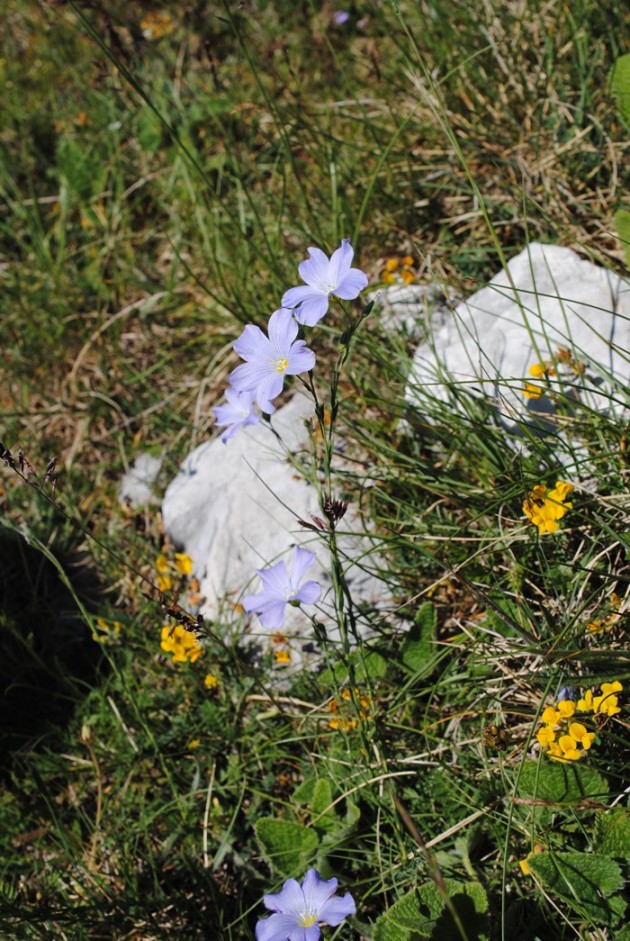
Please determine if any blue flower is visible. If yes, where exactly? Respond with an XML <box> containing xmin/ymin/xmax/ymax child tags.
<box><xmin>229</xmin><ymin>308</ymin><xmax>316</xmax><ymax>414</ymax></box>
<box><xmin>243</xmin><ymin>547</ymin><xmax>321</xmax><ymax>630</ymax></box>
<box><xmin>256</xmin><ymin>869</ymin><xmax>356</xmax><ymax>941</ymax></box>
<box><xmin>212</xmin><ymin>387</ymin><xmax>260</xmax><ymax>443</ymax></box>
<box><xmin>282</xmin><ymin>239</ymin><xmax>368</xmax><ymax>326</ymax></box>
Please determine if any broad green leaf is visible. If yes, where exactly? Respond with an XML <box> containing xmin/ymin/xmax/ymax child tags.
<box><xmin>611</xmin><ymin>53</ymin><xmax>630</xmax><ymax>128</ymax></box>
<box><xmin>254</xmin><ymin>818</ymin><xmax>318</xmax><ymax>877</ymax></box>
<box><xmin>401</xmin><ymin>603</ymin><xmax>439</xmax><ymax>677</ymax></box>
<box><xmin>373</xmin><ymin>879</ymin><xmax>489</xmax><ymax>941</ymax></box>
<box><xmin>593</xmin><ymin>809</ymin><xmax>630</xmax><ymax>861</ymax></box>
<box><xmin>517</xmin><ymin>759</ymin><xmax>609</xmax><ymax>803</ymax></box>
<box><xmin>530</xmin><ymin>851</ymin><xmax>625</xmax><ymax>926</ymax></box>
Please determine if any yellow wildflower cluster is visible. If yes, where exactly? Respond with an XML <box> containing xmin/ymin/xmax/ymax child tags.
<box><xmin>204</xmin><ymin>673</ymin><xmax>220</xmax><ymax>689</ymax></box>
<box><xmin>578</xmin><ymin>682</ymin><xmax>622</xmax><ymax>717</ymax></box>
<box><xmin>536</xmin><ymin>683</ymin><xmax>623</xmax><ymax>762</ymax></box>
<box><xmin>328</xmin><ymin>688</ymin><xmax>371</xmax><ymax>732</ymax></box>
<box><xmin>522</xmin><ymin>360</ymin><xmax>556</xmax><ymax>399</ymax></box>
<box><xmin>155</xmin><ymin>551</ymin><xmax>194</xmax><ymax>593</ymax></box>
<box><xmin>523</xmin><ymin>481</ymin><xmax>573</xmax><ymax>534</ymax></box>
<box><xmin>382</xmin><ymin>255</ymin><xmax>416</xmax><ymax>285</ymax></box>
<box><xmin>91</xmin><ymin>617</ymin><xmax>122</xmax><ymax>646</ymax></box>
<box><xmin>160</xmin><ymin>624</ymin><xmax>203</xmax><ymax>664</ymax></box>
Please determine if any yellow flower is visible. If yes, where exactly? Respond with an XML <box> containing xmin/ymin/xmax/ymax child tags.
<box><xmin>174</xmin><ymin>553</ymin><xmax>193</xmax><ymax>576</ymax></box>
<box><xmin>187</xmin><ymin>738</ymin><xmax>201</xmax><ymax>750</ymax></box>
<box><xmin>569</xmin><ymin>722</ymin><xmax>595</xmax><ymax>750</ymax></box>
<box><xmin>157</xmin><ymin>574</ymin><xmax>172</xmax><ymax>592</ymax></box>
<box><xmin>541</xmin><ymin>706</ymin><xmax>560</xmax><ymax>725</ymax></box>
<box><xmin>156</xmin><ymin>554</ymin><xmax>170</xmax><ymax>574</ymax></box>
<box><xmin>518</xmin><ymin>857</ymin><xmax>532</xmax><ymax>875</ymax></box>
<box><xmin>274</xmin><ymin>650</ymin><xmax>291</xmax><ymax>664</ymax></box>
<box><xmin>400</xmin><ymin>269</ymin><xmax>415</xmax><ymax>285</ymax></box>
<box><xmin>556</xmin><ymin>700</ymin><xmax>576</xmax><ymax>719</ymax></box>
<box><xmin>385</xmin><ymin>258</ymin><xmax>399</xmax><ymax>272</ymax></box>
<box><xmin>160</xmin><ymin>624</ymin><xmax>202</xmax><ymax>664</ymax></box>
<box><xmin>594</xmin><ymin>681</ymin><xmax>623</xmax><ymax>716</ymax></box>
<box><xmin>523</xmin><ymin>381</ymin><xmax>543</xmax><ymax>400</ymax></box>
<box><xmin>204</xmin><ymin>673</ymin><xmax>220</xmax><ymax>689</ymax></box>
<box><xmin>382</xmin><ymin>271</ymin><xmax>396</xmax><ymax>285</ymax></box>
<box><xmin>528</xmin><ymin>362</ymin><xmax>546</xmax><ymax>379</ymax></box>
<box><xmin>402</xmin><ymin>255</ymin><xmax>414</xmax><ymax>268</ymax></box>
<box><xmin>536</xmin><ymin>725</ymin><xmax>556</xmax><ymax>747</ymax></box>
<box><xmin>523</xmin><ymin>481</ymin><xmax>573</xmax><ymax>534</ymax></box>
<box><xmin>577</xmin><ymin>690</ymin><xmax>595</xmax><ymax>712</ymax></box>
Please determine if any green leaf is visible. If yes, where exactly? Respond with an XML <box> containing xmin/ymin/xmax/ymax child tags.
<box><xmin>254</xmin><ymin>818</ymin><xmax>318</xmax><ymax>877</ymax></box>
<box><xmin>614</xmin><ymin>208</ymin><xmax>630</xmax><ymax>268</ymax></box>
<box><xmin>373</xmin><ymin>879</ymin><xmax>489</xmax><ymax>941</ymax></box>
<box><xmin>530</xmin><ymin>851</ymin><xmax>625</xmax><ymax>926</ymax></box>
<box><xmin>611</xmin><ymin>53</ymin><xmax>630</xmax><ymax>128</ymax></box>
<box><xmin>517</xmin><ymin>759</ymin><xmax>609</xmax><ymax>803</ymax></box>
<box><xmin>593</xmin><ymin>809</ymin><xmax>630</xmax><ymax>862</ymax></box>
<box><xmin>401</xmin><ymin>603</ymin><xmax>439</xmax><ymax>677</ymax></box>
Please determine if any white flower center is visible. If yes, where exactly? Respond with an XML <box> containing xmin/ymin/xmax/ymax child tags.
<box><xmin>298</xmin><ymin>910</ymin><xmax>318</xmax><ymax>927</ymax></box>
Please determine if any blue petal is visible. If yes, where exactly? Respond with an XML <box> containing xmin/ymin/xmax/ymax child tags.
<box><xmin>297</xmin><ymin>247</ymin><xmax>330</xmax><ymax>287</ymax></box>
<box><xmin>327</xmin><ymin>239</ymin><xmax>353</xmax><ymax>286</ymax></box>
<box><xmin>294</xmin><ymin>580</ymin><xmax>321</xmax><ymax>605</ymax></box>
<box><xmin>317</xmin><ymin>892</ymin><xmax>356</xmax><ymax>925</ymax></box>
<box><xmin>334</xmin><ymin>268</ymin><xmax>368</xmax><ymax>300</ymax></box>
<box><xmin>293</xmin><ymin>295</ymin><xmax>330</xmax><ymax>327</ymax></box>
<box><xmin>256</xmin><ymin>912</ymin><xmax>300</xmax><ymax>941</ymax></box>
<box><xmin>268</xmin><ymin>307</ymin><xmax>298</xmax><ymax>352</ymax></box>
<box><xmin>281</xmin><ymin>285</ymin><xmax>320</xmax><ymax>309</ymax></box>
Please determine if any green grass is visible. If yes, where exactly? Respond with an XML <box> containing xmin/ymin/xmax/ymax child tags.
<box><xmin>0</xmin><ymin>1</ymin><xmax>629</xmax><ymax>939</ymax></box>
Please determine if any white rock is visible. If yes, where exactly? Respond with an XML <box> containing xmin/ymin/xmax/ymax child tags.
<box><xmin>406</xmin><ymin>243</ymin><xmax>630</xmax><ymax>435</ymax></box>
<box><xmin>119</xmin><ymin>452</ymin><xmax>163</xmax><ymax>507</ymax></box>
<box><xmin>162</xmin><ymin>393</ymin><xmax>388</xmax><ymax>649</ymax></box>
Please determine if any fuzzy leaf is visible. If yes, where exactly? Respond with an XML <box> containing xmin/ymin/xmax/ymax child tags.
<box><xmin>517</xmin><ymin>759</ymin><xmax>609</xmax><ymax>803</ymax></box>
<box><xmin>530</xmin><ymin>851</ymin><xmax>625</xmax><ymax>926</ymax></box>
<box><xmin>593</xmin><ymin>809</ymin><xmax>630</xmax><ymax>862</ymax></box>
<box><xmin>254</xmin><ymin>818</ymin><xmax>318</xmax><ymax>877</ymax></box>
<box><xmin>373</xmin><ymin>879</ymin><xmax>489</xmax><ymax>941</ymax></box>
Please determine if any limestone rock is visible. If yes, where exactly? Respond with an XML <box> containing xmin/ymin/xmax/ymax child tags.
<box><xmin>406</xmin><ymin>243</ymin><xmax>630</xmax><ymax>435</ymax></box>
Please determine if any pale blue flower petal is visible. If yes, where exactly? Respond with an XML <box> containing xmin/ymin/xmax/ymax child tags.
<box><xmin>257</xmin><ymin>560</ymin><xmax>290</xmax><ymax>596</ymax></box>
<box><xmin>233</xmin><ymin>324</ymin><xmax>269</xmax><ymax>361</ymax></box>
<box><xmin>294</xmin><ymin>580</ymin><xmax>321</xmax><ymax>605</ymax></box>
<box><xmin>293</xmin><ymin>295</ymin><xmax>330</xmax><ymax>327</ymax></box>
<box><xmin>289</xmin><ymin>547</ymin><xmax>316</xmax><ymax>589</ymax></box>
<box><xmin>327</xmin><ymin>238</ymin><xmax>354</xmax><ymax>286</ymax></box>
<box><xmin>258</xmin><ymin>601</ymin><xmax>290</xmax><ymax>629</ymax></box>
<box><xmin>298</xmin><ymin>247</ymin><xmax>330</xmax><ymax>287</ymax></box>
<box><xmin>256</xmin><ymin>912</ymin><xmax>300</xmax><ymax>941</ymax></box>
<box><xmin>301</xmin><ymin>870</ymin><xmax>338</xmax><ymax>912</ymax></box>
<box><xmin>213</xmin><ymin>387</ymin><xmax>260</xmax><ymax>443</ymax></box>
<box><xmin>317</xmin><ymin>892</ymin><xmax>356</xmax><ymax>925</ymax></box>
<box><xmin>255</xmin><ymin>373</ymin><xmax>284</xmax><ymax>413</ymax></box>
<box><xmin>334</xmin><ymin>267</ymin><xmax>369</xmax><ymax>300</ymax></box>
<box><xmin>281</xmin><ymin>285</ymin><xmax>318</xmax><ymax>309</ymax></box>
<box><xmin>285</xmin><ymin>342</ymin><xmax>316</xmax><ymax>375</ymax></box>
<box><xmin>268</xmin><ymin>307</ymin><xmax>299</xmax><ymax>350</ymax></box>
<box><xmin>263</xmin><ymin>879</ymin><xmax>303</xmax><ymax>914</ymax></box>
